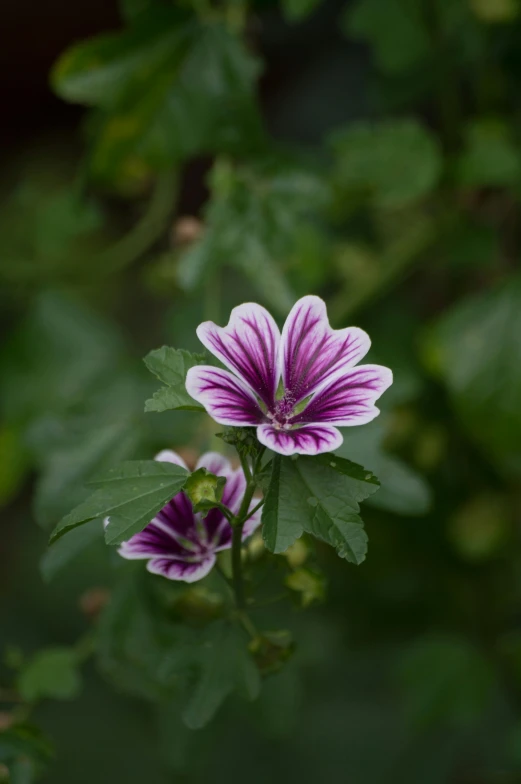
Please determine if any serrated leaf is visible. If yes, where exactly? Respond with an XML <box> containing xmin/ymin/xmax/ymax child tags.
<box><xmin>329</xmin><ymin>120</ymin><xmax>442</xmax><ymax>209</ymax></box>
<box><xmin>143</xmin><ymin>346</ymin><xmax>205</xmax><ymax>412</ymax></box>
<box><xmin>262</xmin><ymin>453</ymin><xmax>379</xmax><ymax>563</ymax></box>
<box><xmin>48</xmin><ymin>460</ymin><xmax>188</xmax><ymax>545</ymax></box>
<box><xmin>338</xmin><ymin>419</ymin><xmax>431</xmax><ymax>516</ymax></box>
<box><xmin>17</xmin><ymin>648</ymin><xmax>81</xmax><ymax>702</ymax></box>
<box><xmin>183</xmin><ymin>620</ymin><xmax>260</xmax><ymax>729</ymax></box>
<box><xmin>51</xmin><ymin>11</ymin><xmax>263</xmax><ymax>180</ymax></box>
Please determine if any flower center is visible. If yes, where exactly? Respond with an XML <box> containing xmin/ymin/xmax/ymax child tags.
<box><xmin>267</xmin><ymin>394</ymin><xmax>296</xmax><ymax>430</ymax></box>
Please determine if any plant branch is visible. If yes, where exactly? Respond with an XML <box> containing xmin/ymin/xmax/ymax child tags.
<box><xmin>230</xmin><ymin>455</ymin><xmax>259</xmax><ymax>611</ymax></box>
<box><xmin>246</xmin><ymin>497</ymin><xmax>264</xmax><ymax>519</ymax></box>
<box><xmin>216</xmin><ymin>502</ymin><xmax>234</xmax><ymax>523</ymax></box>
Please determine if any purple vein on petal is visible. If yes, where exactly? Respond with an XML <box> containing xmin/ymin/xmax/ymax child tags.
<box><xmin>280</xmin><ymin>295</ymin><xmax>371</xmax><ymax>404</ymax></box>
<box><xmin>196</xmin><ymin>303</ymin><xmax>281</xmax><ymax>407</ymax></box>
<box><xmin>186</xmin><ymin>366</ymin><xmax>264</xmax><ymax>426</ymax></box>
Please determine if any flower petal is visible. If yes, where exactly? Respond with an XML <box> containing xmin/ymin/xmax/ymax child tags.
<box><xmin>196</xmin><ymin>303</ymin><xmax>281</xmax><ymax>407</ymax></box>
<box><xmin>195</xmin><ymin>451</ymin><xmax>233</xmax><ymax>477</ymax></box>
<box><xmin>154</xmin><ymin>449</ymin><xmax>189</xmax><ymax>470</ymax></box>
<box><xmin>117</xmin><ymin>509</ymin><xmax>201</xmax><ymax>561</ymax></box>
<box><xmin>291</xmin><ymin>364</ymin><xmax>393</xmax><ymax>427</ymax></box>
<box><xmin>280</xmin><ymin>295</ymin><xmax>371</xmax><ymax>403</ymax></box>
<box><xmin>242</xmin><ymin>501</ymin><xmax>262</xmax><ymax>538</ymax></box>
<box><xmin>146</xmin><ymin>555</ymin><xmax>215</xmax><ymax>583</ymax></box>
<box><xmin>186</xmin><ymin>366</ymin><xmax>264</xmax><ymax>426</ymax></box>
<box><xmin>212</xmin><ymin>498</ymin><xmax>262</xmax><ymax>551</ymax></box>
<box><xmin>220</xmin><ymin>466</ymin><xmax>247</xmax><ymax>515</ymax></box>
<box><xmin>201</xmin><ymin>464</ymin><xmax>246</xmax><ymax>545</ymax></box>
<box><xmin>256</xmin><ymin>423</ymin><xmax>343</xmax><ymax>456</ymax></box>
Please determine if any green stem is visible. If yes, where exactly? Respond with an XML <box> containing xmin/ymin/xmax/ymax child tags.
<box><xmin>216</xmin><ymin>501</ymin><xmax>234</xmax><ymax>523</ymax></box>
<box><xmin>236</xmin><ymin>477</ymin><xmax>257</xmax><ymax>527</ymax></box>
<box><xmin>231</xmin><ymin>523</ymin><xmax>246</xmax><ymax>610</ymax></box>
<box><xmin>230</xmin><ymin>457</ymin><xmax>258</xmax><ymax>610</ymax></box>
<box><xmin>238</xmin><ymin>452</ymin><xmax>253</xmax><ymax>484</ymax></box>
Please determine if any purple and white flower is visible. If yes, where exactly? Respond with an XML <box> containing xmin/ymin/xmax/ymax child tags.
<box><xmin>186</xmin><ymin>295</ymin><xmax>392</xmax><ymax>456</ymax></box>
<box><xmin>108</xmin><ymin>450</ymin><xmax>260</xmax><ymax>583</ymax></box>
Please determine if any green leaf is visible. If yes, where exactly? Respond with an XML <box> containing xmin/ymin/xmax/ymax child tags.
<box><xmin>424</xmin><ymin>273</ymin><xmax>521</xmax><ymax>476</ymax></box>
<box><xmin>262</xmin><ymin>454</ymin><xmax>379</xmax><ymax>563</ymax></box>
<box><xmin>51</xmin><ymin>11</ymin><xmax>263</xmax><ymax>180</ymax></box>
<box><xmin>397</xmin><ymin>634</ymin><xmax>496</xmax><ymax>728</ymax></box>
<box><xmin>456</xmin><ymin>119</ymin><xmax>521</xmax><ymax>187</ymax></box>
<box><xmin>183</xmin><ymin>620</ymin><xmax>260</xmax><ymax>730</ymax></box>
<box><xmin>51</xmin><ymin>9</ymin><xmax>191</xmax><ymax>108</ymax></box>
<box><xmin>144</xmin><ymin>346</ymin><xmax>205</xmax><ymax>412</ymax></box>
<box><xmin>183</xmin><ymin>467</ymin><xmax>226</xmax><ymax>513</ymax></box>
<box><xmin>48</xmin><ymin>460</ymin><xmax>188</xmax><ymax>545</ymax></box>
<box><xmin>345</xmin><ymin>0</ymin><xmax>430</xmax><ymax>74</ymax></box>
<box><xmin>281</xmin><ymin>0</ymin><xmax>322</xmax><ymax>22</ymax></box>
<box><xmin>178</xmin><ymin>159</ymin><xmax>328</xmax><ymax>314</ymax></box>
<box><xmin>40</xmin><ymin>518</ymin><xmax>102</xmax><ymax>583</ymax></box>
<box><xmin>17</xmin><ymin>648</ymin><xmax>81</xmax><ymax>702</ymax></box>
<box><xmin>329</xmin><ymin>120</ymin><xmax>442</xmax><ymax>209</ymax></box>
<box><xmin>337</xmin><ymin>419</ymin><xmax>431</xmax><ymax>516</ymax></box>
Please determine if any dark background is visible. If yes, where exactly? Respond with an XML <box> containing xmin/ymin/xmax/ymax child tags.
<box><xmin>2</xmin><ymin>0</ymin><xmax>521</xmax><ymax>782</ymax></box>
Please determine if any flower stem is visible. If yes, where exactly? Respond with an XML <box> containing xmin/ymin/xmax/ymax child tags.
<box><xmin>231</xmin><ymin>522</ymin><xmax>246</xmax><ymax>610</ymax></box>
<box><xmin>230</xmin><ymin>457</ymin><xmax>258</xmax><ymax>611</ymax></box>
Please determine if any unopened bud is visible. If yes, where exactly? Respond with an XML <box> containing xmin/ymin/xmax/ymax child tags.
<box><xmin>184</xmin><ymin>468</ymin><xmax>226</xmax><ymax>513</ymax></box>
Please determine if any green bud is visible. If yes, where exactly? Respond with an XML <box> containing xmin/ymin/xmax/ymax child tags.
<box><xmin>184</xmin><ymin>468</ymin><xmax>226</xmax><ymax>513</ymax></box>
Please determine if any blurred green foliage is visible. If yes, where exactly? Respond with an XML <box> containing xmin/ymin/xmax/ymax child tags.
<box><xmin>2</xmin><ymin>0</ymin><xmax>521</xmax><ymax>781</ymax></box>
